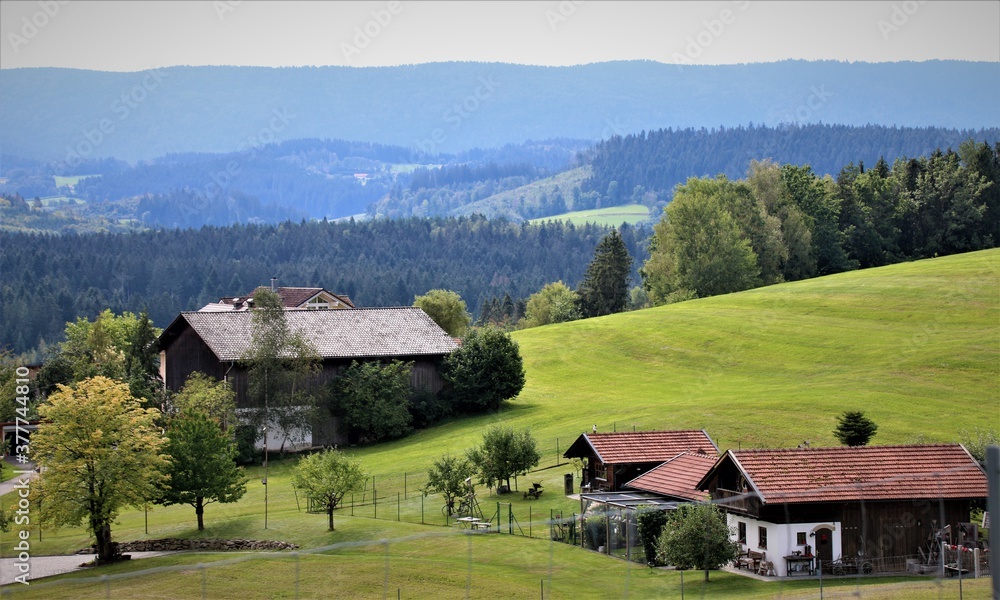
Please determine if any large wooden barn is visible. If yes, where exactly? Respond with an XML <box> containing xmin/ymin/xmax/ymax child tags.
<box><xmin>697</xmin><ymin>444</ymin><xmax>988</xmax><ymax>576</ymax></box>
<box><xmin>157</xmin><ymin>307</ymin><xmax>458</xmax><ymax>446</ymax></box>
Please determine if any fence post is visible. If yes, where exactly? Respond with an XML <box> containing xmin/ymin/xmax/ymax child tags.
<box><xmin>351</xmin><ymin>493</ymin><xmax>354</xmax><ymax>516</ymax></box>
<box><xmin>375</xmin><ymin>489</ymin><xmax>378</xmax><ymax>520</ymax></box>
<box><xmin>529</xmin><ymin>506</ymin><xmax>532</xmax><ymax>539</ymax></box>
<box><xmin>404</xmin><ymin>472</ymin><xmax>407</xmax><ymax>499</ymax></box>
<box><xmin>421</xmin><ymin>493</ymin><xmax>424</xmax><ymax>524</ymax></box>
<box><xmin>397</xmin><ymin>492</ymin><xmax>400</xmax><ymax>522</ymax></box>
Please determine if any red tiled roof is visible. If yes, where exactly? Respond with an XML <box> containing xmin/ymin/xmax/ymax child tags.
<box><xmin>565</xmin><ymin>430</ymin><xmax>718</xmax><ymax>464</ymax></box>
<box><xmin>726</xmin><ymin>444</ymin><xmax>987</xmax><ymax>504</ymax></box>
<box><xmin>624</xmin><ymin>451</ymin><xmax>717</xmax><ymax>501</ymax></box>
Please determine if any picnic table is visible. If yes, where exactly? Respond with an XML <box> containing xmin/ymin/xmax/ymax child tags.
<box><xmin>524</xmin><ymin>482</ymin><xmax>544</xmax><ymax>500</ymax></box>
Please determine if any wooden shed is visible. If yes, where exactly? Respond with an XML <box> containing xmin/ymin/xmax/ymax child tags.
<box><xmin>563</xmin><ymin>430</ymin><xmax>718</xmax><ymax>492</ymax></box>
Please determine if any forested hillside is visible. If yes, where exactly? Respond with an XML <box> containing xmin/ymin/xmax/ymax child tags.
<box><xmin>0</xmin><ymin>217</ymin><xmax>648</xmax><ymax>355</ymax></box>
<box><xmin>3</xmin><ymin>125</ymin><xmax>995</xmax><ymax>228</ymax></box>
<box><xmin>582</xmin><ymin>124</ymin><xmax>1000</xmax><ymax>205</ymax></box>
<box><xmin>3</xmin><ymin>61</ymin><xmax>997</xmax><ymax>162</ymax></box>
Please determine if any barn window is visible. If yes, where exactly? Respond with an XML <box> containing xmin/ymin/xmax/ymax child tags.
<box><xmin>758</xmin><ymin>526</ymin><xmax>767</xmax><ymax>549</ymax></box>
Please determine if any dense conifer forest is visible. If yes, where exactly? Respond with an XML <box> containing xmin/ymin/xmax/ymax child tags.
<box><xmin>0</xmin><ymin>217</ymin><xmax>648</xmax><ymax>355</ymax></box>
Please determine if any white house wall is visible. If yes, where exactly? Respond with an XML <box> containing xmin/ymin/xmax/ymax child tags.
<box><xmin>236</xmin><ymin>407</ymin><xmax>313</xmax><ymax>452</ymax></box>
<box><xmin>727</xmin><ymin>513</ymin><xmax>842</xmax><ymax>577</ymax></box>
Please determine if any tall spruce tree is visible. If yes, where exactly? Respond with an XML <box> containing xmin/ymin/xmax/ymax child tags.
<box><xmin>577</xmin><ymin>229</ymin><xmax>632</xmax><ymax>318</ymax></box>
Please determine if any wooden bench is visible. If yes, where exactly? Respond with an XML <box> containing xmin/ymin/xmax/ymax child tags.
<box><xmin>736</xmin><ymin>550</ymin><xmax>764</xmax><ymax>572</ymax></box>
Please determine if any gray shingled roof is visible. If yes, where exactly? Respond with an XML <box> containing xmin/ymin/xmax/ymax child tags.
<box><xmin>177</xmin><ymin>307</ymin><xmax>458</xmax><ymax>361</ymax></box>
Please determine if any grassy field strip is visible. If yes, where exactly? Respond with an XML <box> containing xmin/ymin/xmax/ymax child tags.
<box><xmin>530</xmin><ymin>204</ymin><xmax>651</xmax><ymax>226</ymax></box>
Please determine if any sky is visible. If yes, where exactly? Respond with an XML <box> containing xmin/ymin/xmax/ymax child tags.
<box><xmin>1</xmin><ymin>0</ymin><xmax>998</xmax><ymax>71</ymax></box>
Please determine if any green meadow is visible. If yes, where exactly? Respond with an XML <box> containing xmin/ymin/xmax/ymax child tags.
<box><xmin>531</xmin><ymin>204</ymin><xmax>652</xmax><ymax>227</ymax></box>
<box><xmin>2</xmin><ymin>249</ymin><xmax>997</xmax><ymax>598</ymax></box>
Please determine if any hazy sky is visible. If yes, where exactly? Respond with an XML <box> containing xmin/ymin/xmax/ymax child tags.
<box><xmin>1</xmin><ymin>1</ymin><xmax>998</xmax><ymax>71</ymax></box>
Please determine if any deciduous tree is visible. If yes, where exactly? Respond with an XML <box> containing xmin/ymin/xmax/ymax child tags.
<box><xmin>414</xmin><ymin>289</ymin><xmax>471</xmax><ymax>337</ymax></box>
<box><xmin>31</xmin><ymin>376</ymin><xmax>167</xmax><ymax>563</ymax></box>
<box><xmin>160</xmin><ymin>410</ymin><xmax>247</xmax><ymax>530</ymax></box>
<box><xmin>467</xmin><ymin>424</ymin><xmax>540</xmax><ymax>492</ymax></box>
<box><xmin>521</xmin><ymin>281</ymin><xmax>581</xmax><ymax>328</ymax></box>
<box><xmin>171</xmin><ymin>372</ymin><xmax>237</xmax><ymax>432</ymax></box>
<box><xmin>241</xmin><ymin>288</ymin><xmax>320</xmax><ymax>449</ymax></box>
<box><xmin>642</xmin><ymin>182</ymin><xmax>760</xmax><ymax>302</ymax></box>
<box><xmin>655</xmin><ymin>503</ymin><xmax>739</xmax><ymax>582</ymax></box>
<box><xmin>291</xmin><ymin>449</ymin><xmax>367</xmax><ymax>531</ymax></box>
<box><xmin>423</xmin><ymin>454</ymin><xmax>476</xmax><ymax>513</ymax></box>
<box><xmin>443</xmin><ymin>327</ymin><xmax>525</xmax><ymax>413</ymax></box>
<box><xmin>329</xmin><ymin>360</ymin><xmax>413</xmax><ymax>444</ymax></box>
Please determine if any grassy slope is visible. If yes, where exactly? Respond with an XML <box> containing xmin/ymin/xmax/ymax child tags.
<box><xmin>453</xmin><ymin>166</ymin><xmax>590</xmax><ymax>219</ymax></box>
<box><xmin>514</xmin><ymin>248</ymin><xmax>999</xmax><ymax>450</ymax></box>
<box><xmin>3</xmin><ymin>249</ymin><xmax>997</xmax><ymax>598</ymax></box>
<box><xmin>530</xmin><ymin>204</ymin><xmax>651</xmax><ymax>227</ymax></box>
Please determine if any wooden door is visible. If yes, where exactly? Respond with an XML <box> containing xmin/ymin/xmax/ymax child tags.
<box><xmin>815</xmin><ymin>527</ymin><xmax>834</xmax><ymax>570</ymax></box>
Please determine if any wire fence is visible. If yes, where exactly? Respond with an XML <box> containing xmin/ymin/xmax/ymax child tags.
<box><xmin>0</xmin><ymin>446</ymin><xmax>995</xmax><ymax>599</ymax></box>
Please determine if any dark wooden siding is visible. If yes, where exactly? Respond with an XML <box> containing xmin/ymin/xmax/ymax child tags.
<box><xmin>163</xmin><ymin>325</ymin><xmax>225</xmax><ymax>392</ymax></box>
<box><xmin>840</xmin><ymin>499</ymin><xmax>971</xmax><ymax>560</ymax></box>
<box><xmin>162</xmin><ymin>322</ymin><xmax>450</xmax><ymax>447</ymax></box>
<box><xmin>756</xmin><ymin>498</ymin><xmax>973</xmax><ymax>562</ymax></box>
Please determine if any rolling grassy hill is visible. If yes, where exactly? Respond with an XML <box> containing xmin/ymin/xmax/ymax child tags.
<box><xmin>351</xmin><ymin>248</ymin><xmax>998</xmax><ymax>476</ymax></box>
<box><xmin>509</xmin><ymin>248</ymin><xmax>998</xmax><ymax>451</ymax></box>
<box><xmin>3</xmin><ymin>249</ymin><xmax>996</xmax><ymax>598</ymax></box>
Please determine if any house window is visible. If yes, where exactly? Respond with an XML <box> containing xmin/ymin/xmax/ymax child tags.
<box><xmin>797</xmin><ymin>531</ymin><xmax>807</xmax><ymax>546</ymax></box>
<box><xmin>306</xmin><ymin>297</ymin><xmax>330</xmax><ymax>310</ymax></box>
<box><xmin>737</xmin><ymin>522</ymin><xmax>747</xmax><ymax>544</ymax></box>
<box><xmin>594</xmin><ymin>463</ymin><xmax>608</xmax><ymax>481</ymax></box>
<box><xmin>758</xmin><ymin>526</ymin><xmax>767</xmax><ymax>549</ymax></box>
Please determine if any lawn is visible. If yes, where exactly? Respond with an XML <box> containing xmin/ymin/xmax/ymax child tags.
<box><xmin>2</xmin><ymin>249</ymin><xmax>997</xmax><ymax>598</ymax></box>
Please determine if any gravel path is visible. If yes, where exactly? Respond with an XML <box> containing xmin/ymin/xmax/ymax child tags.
<box><xmin>0</xmin><ymin>552</ymin><xmax>176</xmax><ymax>586</ymax></box>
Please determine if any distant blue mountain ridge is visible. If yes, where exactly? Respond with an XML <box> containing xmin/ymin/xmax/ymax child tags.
<box><xmin>1</xmin><ymin>60</ymin><xmax>997</xmax><ymax>163</ymax></box>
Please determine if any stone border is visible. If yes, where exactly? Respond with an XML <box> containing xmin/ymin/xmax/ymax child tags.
<box><xmin>77</xmin><ymin>539</ymin><xmax>300</xmax><ymax>553</ymax></box>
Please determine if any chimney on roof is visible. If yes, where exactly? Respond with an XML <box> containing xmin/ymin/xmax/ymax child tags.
<box><xmin>271</xmin><ymin>277</ymin><xmax>277</xmax><ymax>292</ymax></box>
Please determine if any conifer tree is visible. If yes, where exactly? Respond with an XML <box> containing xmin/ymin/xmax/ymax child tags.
<box><xmin>577</xmin><ymin>229</ymin><xmax>632</xmax><ymax>318</ymax></box>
